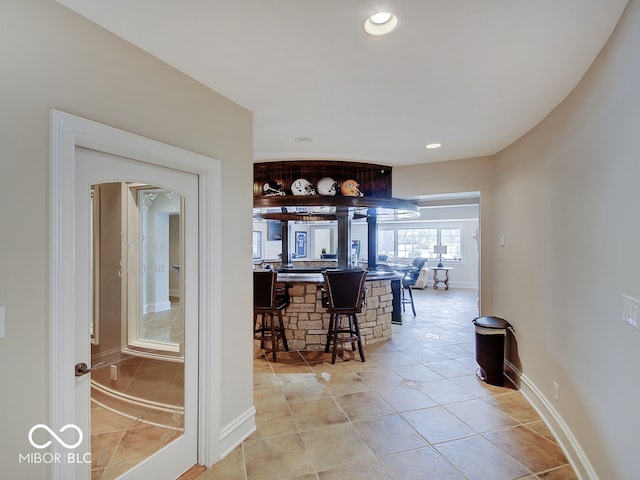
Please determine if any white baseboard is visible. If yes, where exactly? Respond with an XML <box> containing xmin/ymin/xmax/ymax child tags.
<box><xmin>415</xmin><ymin>281</ymin><xmax>478</xmax><ymax>290</ymax></box>
<box><xmin>144</xmin><ymin>301</ymin><xmax>172</xmax><ymax>314</ymax></box>
<box><xmin>518</xmin><ymin>372</ymin><xmax>598</xmax><ymax>480</ymax></box>
<box><xmin>214</xmin><ymin>406</ymin><xmax>256</xmax><ymax>463</ymax></box>
<box><xmin>90</xmin><ymin>346</ymin><xmax>123</xmax><ymax>361</ymax></box>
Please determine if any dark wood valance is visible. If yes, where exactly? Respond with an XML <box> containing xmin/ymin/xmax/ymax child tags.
<box><xmin>253</xmin><ymin>160</ymin><xmax>418</xmax><ymax>216</ymax></box>
<box><xmin>254</xmin><ymin>160</ymin><xmax>393</xmax><ymax>199</ymax></box>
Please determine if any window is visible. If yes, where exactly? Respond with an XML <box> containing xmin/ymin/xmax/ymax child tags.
<box><xmin>378</xmin><ymin>226</ymin><xmax>463</xmax><ymax>261</ymax></box>
<box><xmin>440</xmin><ymin>228</ymin><xmax>461</xmax><ymax>261</ymax></box>
<box><xmin>377</xmin><ymin>229</ymin><xmax>395</xmax><ymax>257</ymax></box>
<box><xmin>397</xmin><ymin>228</ymin><xmax>437</xmax><ymax>258</ymax></box>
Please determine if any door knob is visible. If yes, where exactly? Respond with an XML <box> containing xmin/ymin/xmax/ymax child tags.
<box><xmin>74</xmin><ymin>362</ymin><xmax>105</xmax><ymax>376</ymax></box>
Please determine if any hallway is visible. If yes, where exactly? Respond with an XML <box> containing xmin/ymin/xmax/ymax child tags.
<box><xmin>203</xmin><ymin>287</ymin><xmax>576</xmax><ymax>480</ymax></box>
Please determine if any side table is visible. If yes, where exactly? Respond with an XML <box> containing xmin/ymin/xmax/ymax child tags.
<box><xmin>432</xmin><ymin>267</ymin><xmax>453</xmax><ymax>290</ymax></box>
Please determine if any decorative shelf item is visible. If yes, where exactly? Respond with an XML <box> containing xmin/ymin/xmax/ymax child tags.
<box><xmin>253</xmin><ymin>160</ymin><xmax>418</xmax><ymax>220</ymax></box>
<box><xmin>254</xmin><ymin>160</ymin><xmax>393</xmax><ymax>199</ymax></box>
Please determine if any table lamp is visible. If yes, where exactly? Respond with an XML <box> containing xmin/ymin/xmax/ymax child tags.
<box><xmin>433</xmin><ymin>245</ymin><xmax>447</xmax><ymax>268</ymax></box>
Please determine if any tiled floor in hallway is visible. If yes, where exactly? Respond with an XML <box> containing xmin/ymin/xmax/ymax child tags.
<box><xmin>201</xmin><ymin>287</ymin><xmax>577</xmax><ymax>480</ymax></box>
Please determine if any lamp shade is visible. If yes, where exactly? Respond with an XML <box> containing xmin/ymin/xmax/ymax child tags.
<box><xmin>433</xmin><ymin>245</ymin><xmax>447</xmax><ymax>254</ymax></box>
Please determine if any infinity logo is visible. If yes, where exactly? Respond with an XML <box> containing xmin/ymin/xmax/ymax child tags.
<box><xmin>28</xmin><ymin>424</ymin><xmax>83</xmax><ymax>450</ymax></box>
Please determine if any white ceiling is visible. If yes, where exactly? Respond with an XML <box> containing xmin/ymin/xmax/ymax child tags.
<box><xmin>57</xmin><ymin>0</ymin><xmax>628</xmax><ymax>166</ymax></box>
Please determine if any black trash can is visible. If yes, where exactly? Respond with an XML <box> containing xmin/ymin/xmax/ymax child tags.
<box><xmin>472</xmin><ymin>316</ymin><xmax>510</xmax><ymax>386</ymax></box>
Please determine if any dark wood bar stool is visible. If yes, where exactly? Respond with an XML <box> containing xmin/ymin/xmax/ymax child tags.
<box><xmin>323</xmin><ymin>269</ymin><xmax>368</xmax><ymax>364</ymax></box>
<box><xmin>401</xmin><ymin>257</ymin><xmax>427</xmax><ymax>316</ymax></box>
<box><xmin>253</xmin><ymin>269</ymin><xmax>289</xmax><ymax>361</ymax></box>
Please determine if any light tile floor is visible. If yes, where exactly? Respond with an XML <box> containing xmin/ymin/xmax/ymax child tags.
<box><xmin>91</xmin><ymin>408</ymin><xmax>182</xmax><ymax>480</ymax></box>
<box><xmin>201</xmin><ymin>287</ymin><xmax>577</xmax><ymax>480</ymax></box>
<box><xmin>90</xmin><ymin>356</ymin><xmax>185</xmax><ymax>480</ymax></box>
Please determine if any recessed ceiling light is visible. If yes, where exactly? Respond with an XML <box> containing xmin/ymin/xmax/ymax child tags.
<box><xmin>370</xmin><ymin>12</ymin><xmax>392</xmax><ymax>24</ymax></box>
<box><xmin>294</xmin><ymin>137</ymin><xmax>312</xmax><ymax>143</ymax></box>
<box><xmin>425</xmin><ymin>143</ymin><xmax>442</xmax><ymax>149</ymax></box>
<box><xmin>364</xmin><ymin>12</ymin><xmax>398</xmax><ymax>36</ymax></box>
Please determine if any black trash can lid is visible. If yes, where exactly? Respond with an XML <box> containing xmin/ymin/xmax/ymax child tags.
<box><xmin>472</xmin><ymin>316</ymin><xmax>510</xmax><ymax>329</ymax></box>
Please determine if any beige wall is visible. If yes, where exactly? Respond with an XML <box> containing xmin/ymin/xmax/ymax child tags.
<box><xmin>394</xmin><ymin>156</ymin><xmax>494</xmax><ymax>311</ymax></box>
<box><xmin>0</xmin><ymin>0</ymin><xmax>253</xmax><ymax>477</ymax></box>
<box><xmin>491</xmin><ymin>2</ymin><xmax>640</xmax><ymax>478</ymax></box>
<box><xmin>393</xmin><ymin>3</ymin><xmax>640</xmax><ymax>477</ymax></box>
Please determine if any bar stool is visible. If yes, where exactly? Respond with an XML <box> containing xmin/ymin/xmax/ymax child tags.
<box><xmin>323</xmin><ymin>269</ymin><xmax>368</xmax><ymax>364</ymax></box>
<box><xmin>253</xmin><ymin>269</ymin><xmax>289</xmax><ymax>361</ymax></box>
<box><xmin>401</xmin><ymin>257</ymin><xmax>427</xmax><ymax>316</ymax></box>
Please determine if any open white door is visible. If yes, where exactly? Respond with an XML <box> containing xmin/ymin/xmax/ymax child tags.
<box><xmin>75</xmin><ymin>147</ymin><xmax>198</xmax><ymax>479</ymax></box>
<box><xmin>50</xmin><ymin>111</ymin><xmax>221</xmax><ymax>480</ymax></box>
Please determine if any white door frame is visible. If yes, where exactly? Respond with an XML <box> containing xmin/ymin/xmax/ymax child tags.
<box><xmin>49</xmin><ymin>110</ymin><xmax>222</xmax><ymax>479</ymax></box>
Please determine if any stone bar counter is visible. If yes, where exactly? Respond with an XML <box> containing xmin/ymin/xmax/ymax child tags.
<box><xmin>274</xmin><ymin>270</ymin><xmax>402</xmax><ymax>351</ymax></box>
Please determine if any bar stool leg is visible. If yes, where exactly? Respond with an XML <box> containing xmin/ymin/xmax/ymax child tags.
<box><xmin>278</xmin><ymin>311</ymin><xmax>289</xmax><ymax>351</ymax></box>
<box><xmin>353</xmin><ymin>314</ymin><xmax>365</xmax><ymax>362</ymax></box>
<box><xmin>407</xmin><ymin>285</ymin><xmax>416</xmax><ymax>316</ymax></box>
<box><xmin>348</xmin><ymin>315</ymin><xmax>356</xmax><ymax>352</ymax></box>
<box><xmin>325</xmin><ymin>314</ymin><xmax>334</xmax><ymax>353</ymax></box>
<box><xmin>267</xmin><ymin>312</ymin><xmax>277</xmax><ymax>361</ymax></box>
<box><xmin>331</xmin><ymin>314</ymin><xmax>340</xmax><ymax>364</ymax></box>
<box><xmin>254</xmin><ymin>312</ymin><xmax>265</xmax><ymax>349</ymax></box>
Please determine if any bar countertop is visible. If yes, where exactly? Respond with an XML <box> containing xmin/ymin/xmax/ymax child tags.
<box><xmin>275</xmin><ymin>269</ymin><xmax>402</xmax><ymax>283</ymax></box>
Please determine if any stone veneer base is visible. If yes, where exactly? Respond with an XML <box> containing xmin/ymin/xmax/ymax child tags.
<box><xmin>256</xmin><ymin>278</ymin><xmax>394</xmax><ymax>351</ymax></box>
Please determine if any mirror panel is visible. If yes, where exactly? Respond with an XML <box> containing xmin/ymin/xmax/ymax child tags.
<box><xmin>125</xmin><ymin>185</ymin><xmax>184</xmax><ymax>358</ymax></box>
<box><xmin>90</xmin><ymin>182</ymin><xmax>185</xmax><ymax>478</ymax></box>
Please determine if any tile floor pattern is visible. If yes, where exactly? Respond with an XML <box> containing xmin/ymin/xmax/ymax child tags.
<box><xmin>201</xmin><ymin>287</ymin><xmax>577</xmax><ymax>480</ymax></box>
<box><xmin>90</xmin><ymin>356</ymin><xmax>185</xmax><ymax>480</ymax></box>
<box><xmin>91</xmin><ymin>406</ymin><xmax>182</xmax><ymax>480</ymax></box>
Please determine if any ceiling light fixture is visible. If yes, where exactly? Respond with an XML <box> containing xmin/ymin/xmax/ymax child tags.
<box><xmin>370</xmin><ymin>12</ymin><xmax>392</xmax><ymax>24</ymax></box>
<box><xmin>294</xmin><ymin>137</ymin><xmax>313</xmax><ymax>143</ymax></box>
<box><xmin>364</xmin><ymin>12</ymin><xmax>398</xmax><ymax>36</ymax></box>
<box><xmin>425</xmin><ymin>143</ymin><xmax>442</xmax><ymax>149</ymax></box>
